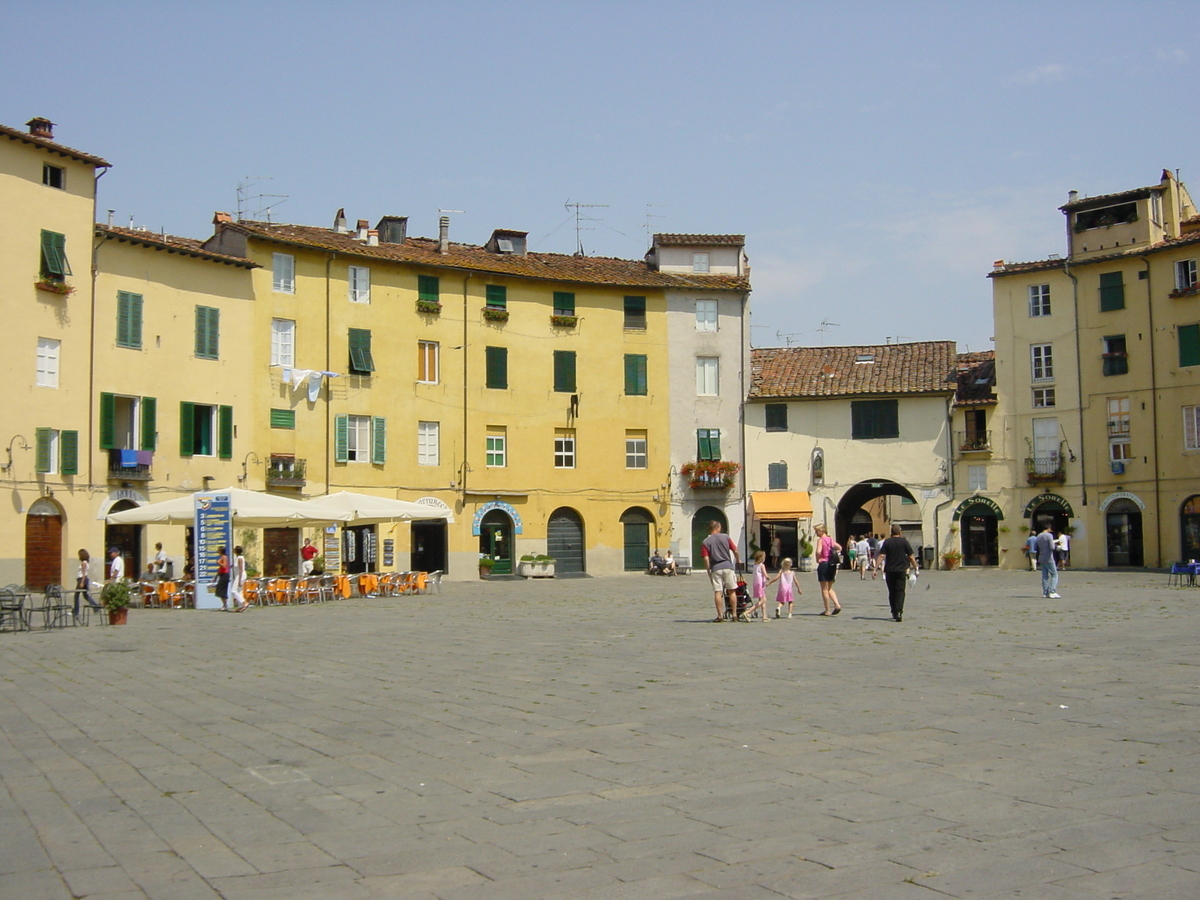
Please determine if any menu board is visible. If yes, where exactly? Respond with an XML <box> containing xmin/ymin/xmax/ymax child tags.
<box><xmin>193</xmin><ymin>492</ymin><xmax>232</xmax><ymax>610</ymax></box>
<box><xmin>323</xmin><ymin>526</ymin><xmax>340</xmax><ymax>573</ymax></box>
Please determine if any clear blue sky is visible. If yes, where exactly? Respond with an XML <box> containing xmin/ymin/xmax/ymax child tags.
<box><xmin>4</xmin><ymin>1</ymin><xmax>1197</xmax><ymax>352</ymax></box>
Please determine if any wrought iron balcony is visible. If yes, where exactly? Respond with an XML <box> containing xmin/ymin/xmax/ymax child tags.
<box><xmin>1025</xmin><ymin>454</ymin><xmax>1065</xmax><ymax>486</ymax></box>
<box><xmin>266</xmin><ymin>455</ymin><xmax>306</xmax><ymax>488</ymax></box>
<box><xmin>956</xmin><ymin>430</ymin><xmax>992</xmax><ymax>452</ymax></box>
<box><xmin>107</xmin><ymin>449</ymin><xmax>152</xmax><ymax>481</ymax></box>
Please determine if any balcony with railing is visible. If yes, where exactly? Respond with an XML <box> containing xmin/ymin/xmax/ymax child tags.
<box><xmin>265</xmin><ymin>455</ymin><xmax>306</xmax><ymax>489</ymax></box>
<box><xmin>956</xmin><ymin>430</ymin><xmax>992</xmax><ymax>453</ymax></box>
<box><xmin>1025</xmin><ymin>448</ymin><xmax>1065</xmax><ymax>486</ymax></box>
<box><xmin>107</xmin><ymin>449</ymin><xmax>153</xmax><ymax>481</ymax></box>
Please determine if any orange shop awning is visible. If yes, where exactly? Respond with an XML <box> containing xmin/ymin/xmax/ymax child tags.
<box><xmin>749</xmin><ymin>491</ymin><xmax>813</xmax><ymax>521</ymax></box>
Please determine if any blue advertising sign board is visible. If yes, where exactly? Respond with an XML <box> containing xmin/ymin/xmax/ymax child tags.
<box><xmin>194</xmin><ymin>492</ymin><xmax>232</xmax><ymax>610</ymax></box>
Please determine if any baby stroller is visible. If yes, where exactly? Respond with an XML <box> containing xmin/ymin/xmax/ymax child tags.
<box><xmin>726</xmin><ymin>577</ymin><xmax>752</xmax><ymax>621</ymax></box>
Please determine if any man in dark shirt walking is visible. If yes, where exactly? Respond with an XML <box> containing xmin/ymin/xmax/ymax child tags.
<box><xmin>880</xmin><ymin>524</ymin><xmax>918</xmax><ymax>622</ymax></box>
<box><xmin>701</xmin><ymin>520</ymin><xmax>741</xmax><ymax>622</ymax></box>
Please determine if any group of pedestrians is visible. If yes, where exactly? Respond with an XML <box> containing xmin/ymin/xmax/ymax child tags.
<box><xmin>701</xmin><ymin>520</ymin><xmax>919</xmax><ymax>624</ymax></box>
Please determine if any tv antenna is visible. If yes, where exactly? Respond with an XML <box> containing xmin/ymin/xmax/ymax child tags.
<box><xmin>815</xmin><ymin>319</ymin><xmax>840</xmax><ymax>344</ymax></box>
<box><xmin>236</xmin><ymin>177</ymin><xmax>288</xmax><ymax>222</ymax></box>
<box><xmin>564</xmin><ymin>200</ymin><xmax>607</xmax><ymax>256</ymax></box>
<box><xmin>643</xmin><ymin>203</ymin><xmax>667</xmax><ymax>247</ymax></box>
<box><xmin>775</xmin><ymin>330</ymin><xmax>805</xmax><ymax>347</ymax></box>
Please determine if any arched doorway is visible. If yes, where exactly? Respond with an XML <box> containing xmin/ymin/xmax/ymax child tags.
<box><xmin>411</xmin><ymin>519</ymin><xmax>448</xmax><ymax>574</ymax></box>
<box><xmin>1026</xmin><ymin>493</ymin><xmax>1072</xmax><ymax>537</ymax></box>
<box><xmin>621</xmin><ymin>507</ymin><xmax>654</xmax><ymax>571</ymax></box>
<box><xmin>1106</xmin><ymin>499</ymin><xmax>1144</xmax><ymax>567</ymax></box>
<box><xmin>105</xmin><ymin>499</ymin><xmax>143</xmax><ymax>583</ymax></box>
<box><xmin>691</xmin><ymin>505</ymin><xmax>727</xmax><ymax>565</ymax></box>
<box><xmin>836</xmin><ymin>480</ymin><xmax>920</xmax><ymax>562</ymax></box>
<box><xmin>25</xmin><ymin>498</ymin><xmax>64</xmax><ymax>590</ymax></box>
<box><xmin>1183</xmin><ymin>496</ymin><xmax>1200</xmax><ymax>563</ymax></box>
<box><xmin>479</xmin><ymin>509</ymin><xmax>514</xmax><ymax>575</ymax></box>
<box><xmin>547</xmin><ymin>508</ymin><xmax>585</xmax><ymax>574</ymax></box>
<box><xmin>958</xmin><ymin>504</ymin><xmax>1000</xmax><ymax>567</ymax></box>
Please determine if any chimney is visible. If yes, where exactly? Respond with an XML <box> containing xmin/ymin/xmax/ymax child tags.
<box><xmin>439</xmin><ymin>216</ymin><xmax>450</xmax><ymax>254</ymax></box>
<box><xmin>367</xmin><ymin>229</ymin><xmax>379</xmax><ymax>247</ymax></box>
<box><xmin>212</xmin><ymin>211</ymin><xmax>233</xmax><ymax>226</ymax></box>
<box><xmin>333</xmin><ymin>208</ymin><xmax>348</xmax><ymax>233</ymax></box>
<box><xmin>375</xmin><ymin>216</ymin><xmax>408</xmax><ymax>244</ymax></box>
<box><xmin>1068</xmin><ymin>190</ymin><xmax>1079</xmax><ymax>205</ymax></box>
<box><xmin>356</xmin><ymin>219</ymin><xmax>369</xmax><ymax>241</ymax></box>
<box><xmin>26</xmin><ymin>117</ymin><xmax>54</xmax><ymax>139</ymax></box>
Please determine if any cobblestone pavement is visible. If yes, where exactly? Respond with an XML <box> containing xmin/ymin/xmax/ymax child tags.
<box><xmin>1</xmin><ymin>567</ymin><xmax>1197</xmax><ymax>899</ymax></box>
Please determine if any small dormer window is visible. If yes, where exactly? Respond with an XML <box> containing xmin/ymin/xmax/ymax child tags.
<box><xmin>42</xmin><ymin>164</ymin><xmax>65</xmax><ymax>190</ymax></box>
<box><xmin>855</xmin><ymin>354</ymin><xmax>875</xmax><ymax>364</ymax></box>
<box><xmin>497</xmin><ymin>239</ymin><xmax>513</xmax><ymax>254</ymax></box>
<box><xmin>692</xmin><ymin>252</ymin><xmax>710</xmax><ymax>273</ymax></box>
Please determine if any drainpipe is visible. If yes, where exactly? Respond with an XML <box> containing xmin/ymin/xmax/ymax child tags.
<box><xmin>738</xmin><ymin>290</ymin><xmax>749</xmax><ymax>561</ymax></box>
<box><xmin>89</xmin><ymin>167</ymin><xmax>110</xmax><ymax>488</ymax></box>
<box><xmin>1063</xmin><ymin>258</ymin><xmax>1086</xmax><ymax>510</ymax></box>
<box><xmin>1138</xmin><ymin>254</ymin><xmax>1162</xmax><ymax>565</ymax></box>
<box><xmin>461</xmin><ymin>273</ymin><xmax>472</xmax><ymax>497</ymax></box>
<box><xmin>324</xmin><ymin>251</ymin><xmax>336</xmax><ymax>494</ymax></box>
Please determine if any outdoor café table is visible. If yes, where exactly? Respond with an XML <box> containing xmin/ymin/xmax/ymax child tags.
<box><xmin>357</xmin><ymin>573</ymin><xmax>379</xmax><ymax>597</ymax></box>
<box><xmin>0</xmin><ymin>589</ymin><xmax>28</xmax><ymax>632</ymax></box>
<box><xmin>334</xmin><ymin>575</ymin><xmax>352</xmax><ymax>599</ymax></box>
<box><xmin>267</xmin><ymin>578</ymin><xmax>291</xmax><ymax>605</ymax></box>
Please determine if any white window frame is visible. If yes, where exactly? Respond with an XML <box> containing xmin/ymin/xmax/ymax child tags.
<box><xmin>1031</xmin><ymin>343</ymin><xmax>1054</xmax><ymax>381</ymax></box>
<box><xmin>36</xmin><ymin>337</ymin><xmax>60</xmax><ymax>388</ymax></box>
<box><xmin>625</xmin><ymin>433</ymin><xmax>647</xmax><ymax>469</ymax></box>
<box><xmin>348</xmin><ymin>265</ymin><xmax>371</xmax><ymax>304</ymax></box>
<box><xmin>346</xmin><ymin>414</ymin><xmax>371</xmax><ymax>462</ymax></box>
<box><xmin>967</xmin><ymin>465</ymin><xmax>987</xmax><ymax>492</ymax></box>
<box><xmin>1029</xmin><ymin>284</ymin><xmax>1051</xmax><ymax>317</ymax></box>
<box><xmin>695</xmin><ymin>299</ymin><xmax>718</xmax><ymax>332</ymax></box>
<box><xmin>696</xmin><ymin>356</ymin><xmax>719</xmax><ymax>396</ymax></box>
<box><xmin>1184</xmin><ymin>405</ymin><xmax>1200</xmax><ymax>451</ymax></box>
<box><xmin>1032</xmin><ymin>387</ymin><xmax>1056</xmax><ymax>408</ymax></box>
<box><xmin>417</xmin><ymin>341</ymin><xmax>439</xmax><ymax>384</ymax></box>
<box><xmin>692</xmin><ymin>252</ymin><xmax>710</xmax><ymax>273</ymax></box>
<box><xmin>270</xmin><ymin>318</ymin><xmax>295</xmax><ymax>367</ymax></box>
<box><xmin>486</xmin><ymin>432</ymin><xmax>506</xmax><ymax>468</ymax></box>
<box><xmin>418</xmin><ymin>421</ymin><xmax>440</xmax><ymax>466</ymax></box>
<box><xmin>272</xmin><ymin>253</ymin><xmax>295</xmax><ymax>293</ymax></box>
<box><xmin>554</xmin><ymin>431</ymin><xmax>576</xmax><ymax>468</ymax></box>
<box><xmin>1177</xmin><ymin>259</ymin><xmax>1198</xmax><ymax>291</ymax></box>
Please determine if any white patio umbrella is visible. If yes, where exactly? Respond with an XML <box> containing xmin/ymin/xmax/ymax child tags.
<box><xmin>299</xmin><ymin>491</ymin><xmax>455</xmax><ymax>524</ymax></box>
<box><xmin>106</xmin><ymin>487</ymin><xmax>351</xmax><ymax>527</ymax></box>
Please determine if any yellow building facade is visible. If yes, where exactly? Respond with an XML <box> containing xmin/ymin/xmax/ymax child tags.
<box><xmin>990</xmin><ymin>170</ymin><xmax>1200</xmax><ymax>568</ymax></box>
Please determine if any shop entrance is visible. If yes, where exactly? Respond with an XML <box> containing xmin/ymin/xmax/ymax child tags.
<box><xmin>479</xmin><ymin>510</ymin><xmax>514</xmax><ymax>575</ymax></box>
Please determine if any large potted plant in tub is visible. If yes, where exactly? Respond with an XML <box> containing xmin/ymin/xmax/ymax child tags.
<box><xmin>100</xmin><ymin>581</ymin><xmax>132</xmax><ymax>625</ymax></box>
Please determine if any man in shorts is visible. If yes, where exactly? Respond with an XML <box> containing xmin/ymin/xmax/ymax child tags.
<box><xmin>701</xmin><ymin>520</ymin><xmax>741</xmax><ymax>622</ymax></box>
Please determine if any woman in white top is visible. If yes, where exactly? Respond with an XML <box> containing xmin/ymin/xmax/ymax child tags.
<box><xmin>231</xmin><ymin>546</ymin><xmax>250</xmax><ymax>612</ymax></box>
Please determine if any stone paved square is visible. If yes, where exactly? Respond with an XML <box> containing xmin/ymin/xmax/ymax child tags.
<box><xmin>0</xmin><ymin>568</ymin><xmax>1197</xmax><ymax>898</ymax></box>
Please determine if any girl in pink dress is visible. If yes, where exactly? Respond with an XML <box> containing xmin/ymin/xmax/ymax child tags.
<box><xmin>768</xmin><ymin>558</ymin><xmax>801</xmax><ymax>618</ymax></box>
<box><xmin>746</xmin><ymin>551</ymin><xmax>770</xmax><ymax>622</ymax></box>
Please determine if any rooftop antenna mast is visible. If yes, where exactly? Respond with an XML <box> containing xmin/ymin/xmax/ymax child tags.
<box><xmin>564</xmin><ymin>200</ymin><xmax>607</xmax><ymax>257</ymax></box>
<box><xmin>236</xmin><ymin>177</ymin><xmax>288</xmax><ymax>222</ymax></box>
<box><xmin>775</xmin><ymin>330</ymin><xmax>805</xmax><ymax>347</ymax></box>
<box><xmin>643</xmin><ymin>203</ymin><xmax>667</xmax><ymax>248</ymax></box>
<box><xmin>814</xmin><ymin>319</ymin><xmax>840</xmax><ymax>345</ymax></box>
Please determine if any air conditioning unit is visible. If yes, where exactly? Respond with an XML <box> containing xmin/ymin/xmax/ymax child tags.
<box><xmin>1111</xmin><ymin>461</ymin><xmax>1125</xmax><ymax>475</ymax></box>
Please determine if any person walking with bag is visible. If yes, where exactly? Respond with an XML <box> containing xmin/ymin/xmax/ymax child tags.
<box><xmin>880</xmin><ymin>524</ymin><xmax>918</xmax><ymax>622</ymax></box>
<box><xmin>813</xmin><ymin>523</ymin><xmax>843</xmax><ymax>616</ymax></box>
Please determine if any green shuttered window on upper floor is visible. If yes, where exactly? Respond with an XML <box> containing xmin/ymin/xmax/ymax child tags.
<box><xmin>553</xmin><ymin>350</ymin><xmax>576</xmax><ymax>392</ymax></box>
<box><xmin>485</xmin><ymin>346</ymin><xmax>508</xmax><ymax>389</ymax></box>
<box><xmin>1099</xmin><ymin>272</ymin><xmax>1125</xmax><ymax>312</ymax></box>
<box><xmin>624</xmin><ymin>354</ymin><xmax>647</xmax><ymax>395</ymax></box>
<box><xmin>195</xmin><ymin>305</ymin><xmax>219</xmax><ymax>359</ymax></box>
<box><xmin>40</xmin><ymin>230</ymin><xmax>71</xmax><ymax>281</ymax></box>
<box><xmin>348</xmin><ymin>328</ymin><xmax>375</xmax><ymax>374</ymax></box>
<box><xmin>117</xmin><ymin>291</ymin><xmax>143</xmax><ymax>349</ymax></box>
<box><xmin>179</xmin><ymin>402</ymin><xmax>232</xmax><ymax>459</ymax></box>
<box><xmin>418</xmin><ymin>275</ymin><xmax>440</xmax><ymax>303</ymax></box>
<box><xmin>1180</xmin><ymin>323</ymin><xmax>1200</xmax><ymax>368</ymax></box>
<box><xmin>486</xmin><ymin>284</ymin><xmax>507</xmax><ymax>309</ymax></box>
<box><xmin>99</xmin><ymin>393</ymin><xmax>156</xmax><ymax>451</ymax></box>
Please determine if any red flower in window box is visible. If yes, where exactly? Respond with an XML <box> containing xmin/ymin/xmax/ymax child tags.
<box><xmin>680</xmin><ymin>460</ymin><xmax>741</xmax><ymax>490</ymax></box>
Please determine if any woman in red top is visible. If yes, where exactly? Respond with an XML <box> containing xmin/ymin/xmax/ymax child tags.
<box><xmin>215</xmin><ymin>546</ymin><xmax>231</xmax><ymax>611</ymax></box>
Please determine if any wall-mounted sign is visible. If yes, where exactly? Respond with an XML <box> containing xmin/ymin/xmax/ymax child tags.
<box><xmin>952</xmin><ymin>496</ymin><xmax>1005</xmax><ymax>521</ymax></box>
<box><xmin>1023</xmin><ymin>492</ymin><xmax>1074</xmax><ymax>517</ymax></box>
<box><xmin>1099</xmin><ymin>490</ymin><xmax>1146</xmax><ymax>511</ymax></box>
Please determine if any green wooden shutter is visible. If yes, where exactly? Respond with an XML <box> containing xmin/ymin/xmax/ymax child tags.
<box><xmin>117</xmin><ymin>291</ymin><xmax>143</xmax><ymax>348</ymax></box>
<box><xmin>554</xmin><ymin>350</ymin><xmax>576</xmax><ymax>392</ymax></box>
<box><xmin>372</xmin><ymin>416</ymin><xmax>387</xmax><ymax>464</ymax></box>
<box><xmin>40</xmin><ymin>230</ymin><xmax>71</xmax><ymax>277</ymax></box>
<box><xmin>179</xmin><ymin>401</ymin><xmax>195</xmax><ymax>457</ymax></box>
<box><xmin>60</xmin><ymin>430</ymin><xmax>78</xmax><ymax>475</ymax></box>
<box><xmin>99</xmin><ymin>392</ymin><xmax>116</xmax><ymax>449</ymax></box>
<box><xmin>486</xmin><ymin>285</ymin><xmax>507</xmax><ymax>309</ymax></box>
<box><xmin>553</xmin><ymin>291</ymin><xmax>575</xmax><ymax>315</ymax></box>
<box><xmin>269</xmin><ymin>408</ymin><xmax>295</xmax><ymax>429</ymax></box>
<box><xmin>1180</xmin><ymin>324</ymin><xmax>1200</xmax><ymax>367</ymax></box>
<box><xmin>485</xmin><ymin>346</ymin><xmax>507</xmax><ymax>389</ymax></box>
<box><xmin>140</xmin><ymin>397</ymin><xmax>157</xmax><ymax>451</ymax></box>
<box><xmin>195</xmin><ymin>306</ymin><xmax>219</xmax><ymax>358</ymax></box>
<box><xmin>35</xmin><ymin>428</ymin><xmax>52</xmax><ymax>473</ymax></box>
<box><xmin>218</xmin><ymin>405</ymin><xmax>234</xmax><ymax>459</ymax></box>
<box><xmin>418</xmin><ymin>274</ymin><xmax>439</xmax><ymax>302</ymax></box>
<box><xmin>349</xmin><ymin>328</ymin><xmax>375</xmax><ymax>373</ymax></box>
<box><xmin>624</xmin><ymin>355</ymin><xmax>647</xmax><ymax>395</ymax></box>
<box><xmin>334</xmin><ymin>415</ymin><xmax>349</xmax><ymax>463</ymax></box>
<box><xmin>1099</xmin><ymin>272</ymin><xmax>1125</xmax><ymax>311</ymax></box>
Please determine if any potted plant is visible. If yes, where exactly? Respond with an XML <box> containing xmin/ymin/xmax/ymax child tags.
<box><xmin>478</xmin><ymin>556</ymin><xmax>496</xmax><ymax>579</ymax></box>
<box><xmin>517</xmin><ymin>554</ymin><xmax>536</xmax><ymax>577</ymax></box>
<box><xmin>35</xmin><ymin>279</ymin><xmax>75</xmax><ymax>296</ymax></box>
<box><xmin>416</xmin><ymin>299</ymin><xmax>442</xmax><ymax>314</ymax></box>
<box><xmin>798</xmin><ymin>532</ymin><xmax>814</xmax><ymax>572</ymax></box>
<box><xmin>550</xmin><ymin>314</ymin><xmax>578</xmax><ymax>327</ymax></box>
<box><xmin>311</xmin><ymin>555</ymin><xmax>325</xmax><ymax>575</ymax></box>
<box><xmin>482</xmin><ymin>307</ymin><xmax>509</xmax><ymax>322</ymax></box>
<box><xmin>100</xmin><ymin>581</ymin><xmax>132</xmax><ymax>625</ymax></box>
<box><xmin>941</xmin><ymin>549</ymin><xmax>963</xmax><ymax>570</ymax></box>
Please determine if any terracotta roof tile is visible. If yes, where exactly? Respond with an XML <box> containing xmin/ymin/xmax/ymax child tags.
<box><xmin>749</xmin><ymin>342</ymin><xmax>958</xmax><ymax>399</ymax></box>
<box><xmin>653</xmin><ymin>233</ymin><xmax>745</xmax><ymax>246</ymax></box>
<box><xmin>990</xmin><ymin>228</ymin><xmax>1200</xmax><ymax>277</ymax></box>
<box><xmin>98</xmin><ymin>225</ymin><xmax>257</xmax><ymax>268</ymax></box>
<box><xmin>0</xmin><ymin>122</ymin><xmax>110</xmax><ymax>168</ymax></box>
<box><xmin>224</xmin><ymin>221</ymin><xmax>750</xmax><ymax>290</ymax></box>
<box><xmin>954</xmin><ymin>351</ymin><xmax>997</xmax><ymax>406</ymax></box>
